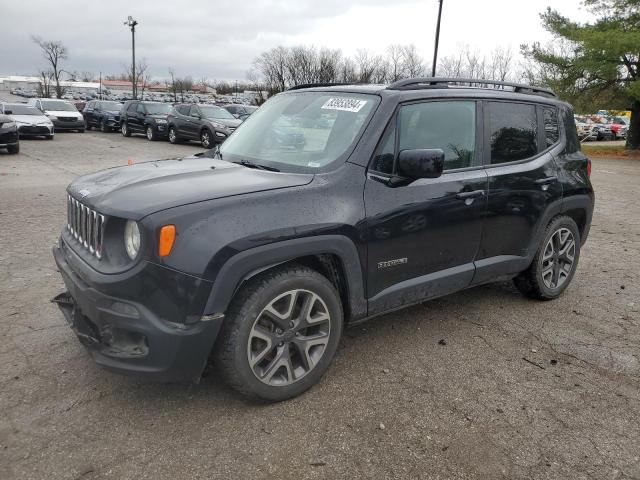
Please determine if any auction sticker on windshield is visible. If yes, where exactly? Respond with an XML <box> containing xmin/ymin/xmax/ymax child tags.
<box><xmin>321</xmin><ymin>98</ymin><xmax>368</xmax><ymax>113</ymax></box>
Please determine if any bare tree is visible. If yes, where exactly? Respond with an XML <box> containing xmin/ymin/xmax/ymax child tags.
<box><xmin>139</xmin><ymin>72</ymin><xmax>152</xmax><ymax>99</ymax></box>
<box><xmin>252</xmin><ymin>46</ymin><xmax>289</xmax><ymax>93</ymax></box>
<box><xmin>400</xmin><ymin>44</ymin><xmax>426</xmax><ymax>78</ymax></box>
<box><xmin>386</xmin><ymin>45</ymin><xmax>405</xmax><ymax>82</ymax></box>
<box><xmin>354</xmin><ymin>49</ymin><xmax>379</xmax><ymax>83</ymax></box>
<box><xmin>316</xmin><ymin>48</ymin><xmax>342</xmax><ymax>83</ymax></box>
<box><xmin>168</xmin><ymin>68</ymin><xmax>179</xmax><ymax>102</ymax></box>
<box><xmin>80</xmin><ymin>71</ymin><xmax>94</xmax><ymax>82</ymax></box>
<box><xmin>181</xmin><ymin>76</ymin><xmax>194</xmax><ymax>93</ymax></box>
<box><xmin>32</xmin><ymin>36</ymin><xmax>68</xmax><ymax>98</ymax></box>
<box><xmin>36</xmin><ymin>70</ymin><xmax>54</xmax><ymax>98</ymax></box>
<box><xmin>123</xmin><ymin>59</ymin><xmax>148</xmax><ymax>99</ymax></box>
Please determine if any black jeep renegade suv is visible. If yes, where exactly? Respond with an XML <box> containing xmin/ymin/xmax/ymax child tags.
<box><xmin>53</xmin><ymin>78</ymin><xmax>594</xmax><ymax>402</ymax></box>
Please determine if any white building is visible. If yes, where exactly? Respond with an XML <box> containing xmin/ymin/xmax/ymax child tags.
<box><xmin>0</xmin><ymin>75</ymin><xmax>100</xmax><ymax>93</ymax></box>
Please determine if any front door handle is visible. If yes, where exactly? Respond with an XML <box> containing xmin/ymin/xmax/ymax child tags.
<box><xmin>456</xmin><ymin>190</ymin><xmax>485</xmax><ymax>200</ymax></box>
<box><xmin>535</xmin><ymin>175</ymin><xmax>558</xmax><ymax>185</ymax></box>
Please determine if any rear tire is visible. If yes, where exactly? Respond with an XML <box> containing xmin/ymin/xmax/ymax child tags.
<box><xmin>514</xmin><ymin>215</ymin><xmax>581</xmax><ymax>300</ymax></box>
<box><xmin>121</xmin><ymin>122</ymin><xmax>131</xmax><ymax>137</ymax></box>
<box><xmin>215</xmin><ymin>265</ymin><xmax>343</xmax><ymax>402</ymax></box>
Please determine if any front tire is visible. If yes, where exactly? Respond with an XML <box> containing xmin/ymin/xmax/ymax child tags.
<box><xmin>7</xmin><ymin>144</ymin><xmax>19</xmax><ymax>154</ymax></box>
<box><xmin>46</xmin><ymin>135</ymin><xmax>54</xmax><ymax>140</ymax></box>
<box><xmin>215</xmin><ymin>265</ymin><xmax>343</xmax><ymax>402</ymax></box>
<box><xmin>168</xmin><ymin>126</ymin><xmax>179</xmax><ymax>144</ymax></box>
<box><xmin>121</xmin><ymin>122</ymin><xmax>131</xmax><ymax>137</ymax></box>
<box><xmin>146</xmin><ymin>126</ymin><xmax>156</xmax><ymax>141</ymax></box>
<box><xmin>100</xmin><ymin>120</ymin><xmax>108</xmax><ymax>133</ymax></box>
<box><xmin>200</xmin><ymin>129</ymin><xmax>213</xmax><ymax>149</ymax></box>
<box><xmin>514</xmin><ymin>215</ymin><xmax>581</xmax><ymax>300</ymax></box>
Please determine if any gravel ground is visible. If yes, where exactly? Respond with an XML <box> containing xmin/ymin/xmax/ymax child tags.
<box><xmin>0</xmin><ymin>131</ymin><xmax>639</xmax><ymax>480</ymax></box>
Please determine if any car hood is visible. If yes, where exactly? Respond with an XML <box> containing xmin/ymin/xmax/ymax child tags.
<box><xmin>11</xmin><ymin>114</ymin><xmax>51</xmax><ymax>124</ymax></box>
<box><xmin>209</xmin><ymin>118</ymin><xmax>242</xmax><ymax>128</ymax></box>
<box><xmin>46</xmin><ymin>110</ymin><xmax>82</xmax><ymax>118</ymax></box>
<box><xmin>67</xmin><ymin>156</ymin><xmax>314</xmax><ymax>220</ymax></box>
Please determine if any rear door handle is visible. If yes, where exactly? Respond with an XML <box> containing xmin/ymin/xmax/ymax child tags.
<box><xmin>456</xmin><ymin>190</ymin><xmax>485</xmax><ymax>200</ymax></box>
<box><xmin>535</xmin><ymin>176</ymin><xmax>558</xmax><ymax>185</ymax></box>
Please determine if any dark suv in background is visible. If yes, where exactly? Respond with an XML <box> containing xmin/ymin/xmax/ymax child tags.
<box><xmin>120</xmin><ymin>101</ymin><xmax>172</xmax><ymax>140</ymax></box>
<box><xmin>83</xmin><ymin>100</ymin><xmax>123</xmax><ymax>132</ymax></box>
<box><xmin>53</xmin><ymin>78</ymin><xmax>594</xmax><ymax>402</ymax></box>
<box><xmin>167</xmin><ymin>103</ymin><xmax>242</xmax><ymax>148</ymax></box>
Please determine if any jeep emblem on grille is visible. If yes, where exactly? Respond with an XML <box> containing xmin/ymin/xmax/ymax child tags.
<box><xmin>78</xmin><ymin>189</ymin><xmax>90</xmax><ymax>199</ymax></box>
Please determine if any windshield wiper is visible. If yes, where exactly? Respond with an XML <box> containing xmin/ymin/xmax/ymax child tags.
<box><xmin>234</xmin><ymin>159</ymin><xmax>280</xmax><ymax>172</ymax></box>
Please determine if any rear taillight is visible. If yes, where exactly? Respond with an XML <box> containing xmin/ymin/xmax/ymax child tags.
<box><xmin>587</xmin><ymin>158</ymin><xmax>592</xmax><ymax>177</ymax></box>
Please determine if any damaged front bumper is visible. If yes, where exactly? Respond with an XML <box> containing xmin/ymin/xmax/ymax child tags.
<box><xmin>52</xmin><ymin>240</ymin><xmax>223</xmax><ymax>383</ymax></box>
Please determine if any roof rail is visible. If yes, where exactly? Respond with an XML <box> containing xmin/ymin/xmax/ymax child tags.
<box><xmin>287</xmin><ymin>82</ymin><xmax>357</xmax><ymax>91</ymax></box>
<box><xmin>386</xmin><ymin>77</ymin><xmax>556</xmax><ymax>98</ymax></box>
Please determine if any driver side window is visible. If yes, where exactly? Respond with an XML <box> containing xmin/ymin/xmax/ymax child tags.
<box><xmin>371</xmin><ymin>101</ymin><xmax>478</xmax><ymax>174</ymax></box>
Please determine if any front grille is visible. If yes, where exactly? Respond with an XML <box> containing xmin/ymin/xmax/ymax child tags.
<box><xmin>66</xmin><ymin>195</ymin><xmax>105</xmax><ymax>259</ymax></box>
<box><xmin>19</xmin><ymin>125</ymin><xmax>49</xmax><ymax>134</ymax></box>
<box><xmin>58</xmin><ymin>117</ymin><xmax>77</xmax><ymax>122</ymax></box>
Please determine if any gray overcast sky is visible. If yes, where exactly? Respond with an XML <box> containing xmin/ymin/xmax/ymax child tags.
<box><xmin>0</xmin><ymin>0</ymin><xmax>595</xmax><ymax>81</ymax></box>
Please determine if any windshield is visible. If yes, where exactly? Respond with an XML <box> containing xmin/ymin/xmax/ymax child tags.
<box><xmin>144</xmin><ymin>103</ymin><xmax>171</xmax><ymax>115</ymax></box>
<box><xmin>199</xmin><ymin>105</ymin><xmax>235</xmax><ymax>120</ymax></box>
<box><xmin>219</xmin><ymin>92</ymin><xmax>378</xmax><ymax>173</ymax></box>
<box><xmin>101</xmin><ymin>101</ymin><xmax>122</xmax><ymax>111</ymax></box>
<box><xmin>41</xmin><ymin>100</ymin><xmax>77</xmax><ymax>112</ymax></box>
<box><xmin>6</xmin><ymin>105</ymin><xmax>41</xmax><ymax>115</ymax></box>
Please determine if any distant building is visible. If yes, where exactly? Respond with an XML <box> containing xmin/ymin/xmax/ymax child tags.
<box><xmin>0</xmin><ymin>75</ymin><xmax>99</xmax><ymax>93</ymax></box>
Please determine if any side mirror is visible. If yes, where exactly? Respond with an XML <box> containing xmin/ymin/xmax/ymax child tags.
<box><xmin>4</xmin><ymin>110</ymin><xmax>12</xmax><ymax>115</ymax></box>
<box><xmin>397</xmin><ymin>149</ymin><xmax>444</xmax><ymax>180</ymax></box>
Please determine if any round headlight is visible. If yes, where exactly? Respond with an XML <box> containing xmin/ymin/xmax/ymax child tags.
<box><xmin>124</xmin><ymin>220</ymin><xmax>141</xmax><ymax>260</ymax></box>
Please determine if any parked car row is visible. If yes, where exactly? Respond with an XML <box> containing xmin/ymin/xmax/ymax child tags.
<box><xmin>575</xmin><ymin>114</ymin><xmax>629</xmax><ymax>141</ymax></box>
<box><xmin>82</xmin><ymin>100</ymin><xmax>258</xmax><ymax>148</ymax></box>
<box><xmin>1</xmin><ymin>96</ymin><xmax>260</xmax><ymax>150</ymax></box>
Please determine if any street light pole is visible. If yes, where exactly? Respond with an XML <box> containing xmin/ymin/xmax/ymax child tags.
<box><xmin>124</xmin><ymin>16</ymin><xmax>138</xmax><ymax>99</ymax></box>
<box><xmin>431</xmin><ymin>0</ymin><xmax>443</xmax><ymax>77</ymax></box>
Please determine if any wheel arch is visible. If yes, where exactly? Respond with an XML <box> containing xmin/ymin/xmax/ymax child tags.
<box><xmin>203</xmin><ymin>235</ymin><xmax>367</xmax><ymax>323</ymax></box>
<box><xmin>561</xmin><ymin>194</ymin><xmax>594</xmax><ymax>245</ymax></box>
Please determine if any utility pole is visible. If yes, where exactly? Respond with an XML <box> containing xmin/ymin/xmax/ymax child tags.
<box><xmin>124</xmin><ymin>16</ymin><xmax>138</xmax><ymax>99</ymax></box>
<box><xmin>99</xmin><ymin>71</ymin><xmax>102</xmax><ymax>99</ymax></box>
<box><xmin>431</xmin><ymin>0</ymin><xmax>443</xmax><ymax>77</ymax></box>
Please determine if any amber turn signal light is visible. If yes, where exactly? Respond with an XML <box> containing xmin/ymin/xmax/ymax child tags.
<box><xmin>159</xmin><ymin>225</ymin><xmax>176</xmax><ymax>257</ymax></box>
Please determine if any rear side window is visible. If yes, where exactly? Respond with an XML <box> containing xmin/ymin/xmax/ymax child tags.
<box><xmin>562</xmin><ymin>107</ymin><xmax>581</xmax><ymax>154</ymax></box>
<box><xmin>543</xmin><ymin>107</ymin><xmax>559</xmax><ymax>147</ymax></box>
<box><xmin>488</xmin><ymin>102</ymin><xmax>538</xmax><ymax>164</ymax></box>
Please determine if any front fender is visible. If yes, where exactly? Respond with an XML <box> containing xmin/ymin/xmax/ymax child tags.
<box><xmin>203</xmin><ymin>235</ymin><xmax>367</xmax><ymax>320</ymax></box>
